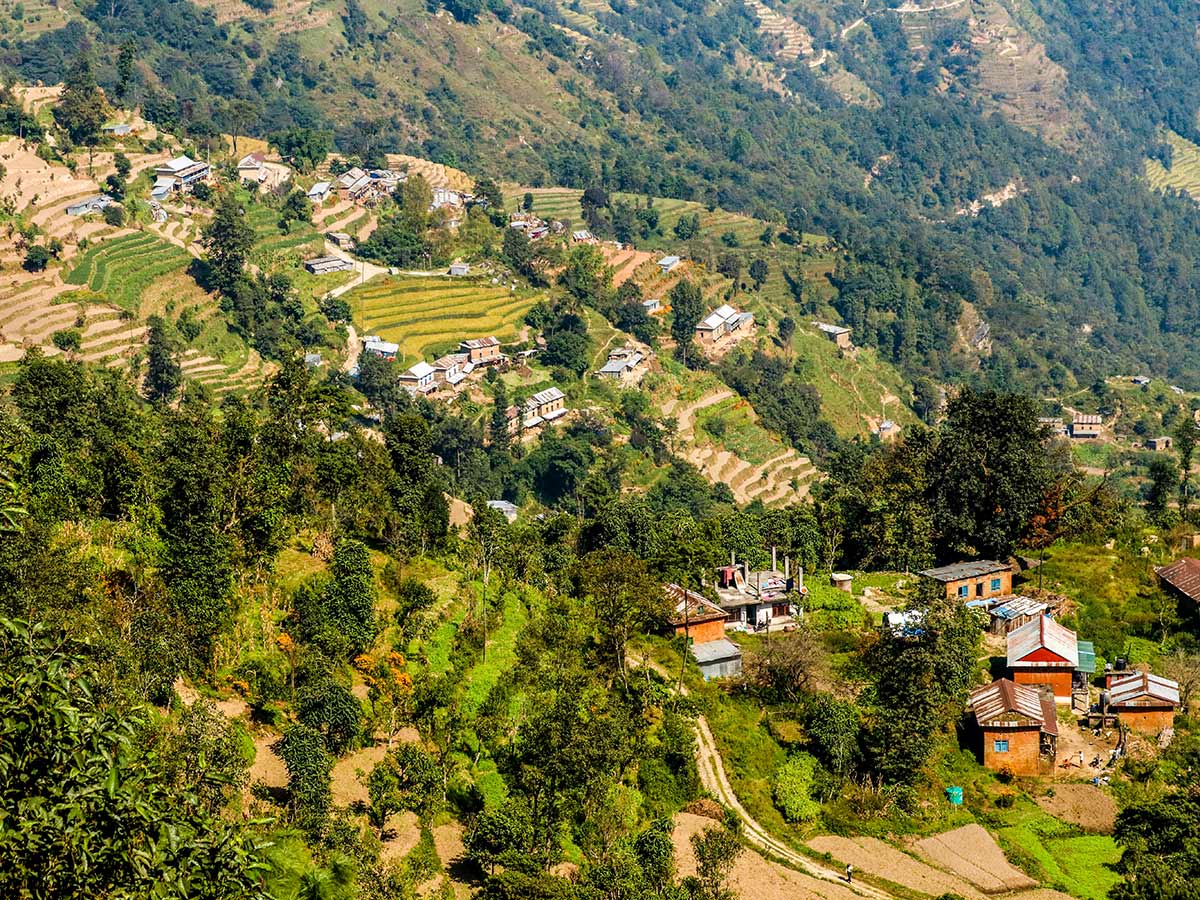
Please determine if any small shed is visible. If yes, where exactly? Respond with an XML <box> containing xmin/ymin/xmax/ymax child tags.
<box><xmin>986</xmin><ymin>595</ymin><xmax>1048</xmax><ymax>634</ymax></box>
<box><xmin>102</xmin><ymin>123</ymin><xmax>133</xmax><ymax>136</ymax></box>
<box><xmin>307</xmin><ymin>182</ymin><xmax>332</xmax><ymax>202</ymax></box>
<box><xmin>643</xmin><ymin>297</ymin><xmax>662</xmax><ymax>314</ymax></box>
<box><xmin>1147</xmin><ymin>436</ymin><xmax>1173</xmax><ymax>452</ymax></box>
<box><xmin>689</xmin><ymin>638</ymin><xmax>743</xmax><ymax>681</ymax></box>
<box><xmin>665</xmin><ymin>583</ymin><xmax>728</xmax><ymax>645</ymax></box>
<box><xmin>485</xmin><ymin>499</ymin><xmax>519</xmax><ymax>523</ymax></box>
<box><xmin>658</xmin><ymin>255</ymin><xmax>680</xmax><ymax>274</ymax></box>
<box><xmin>449</xmin><ymin>262</ymin><xmax>471</xmax><ymax>276</ymax></box>
<box><xmin>813</xmin><ymin>321</ymin><xmax>853</xmax><ymax>349</ymax></box>
<box><xmin>304</xmin><ymin>256</ymin><xmax>355</xmax><ymax>275</ymax></box>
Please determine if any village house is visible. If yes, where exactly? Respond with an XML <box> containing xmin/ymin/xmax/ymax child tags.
<box><xmin>969</xmin><ymin>678</ymin><xmax>1058</xmax><ymax>776</ymax></box>
<box><xmin>1038</xmin><ymin>417</ymin><xmax>1068</xmax><ymax>437</ymax></box>
<box><xmin>813</xmin><ymin>321</ymin><xmax>853</xmax><ymax>349</ymax></box>
<box><xmin>400</xmin><ymin>361</ymin><xmax>437</xmax><ymax>395</ymax></box>
<box><xmin>237</xmin><ymin>152</ymin><xmax>267</xmax><ymax>185</ymax></box>
<box><xmin>102</xmin><ymin>123</ymin><xmax>133</xmax><ymax>137</ymax></box>
<box><xmin>983</xmin><ymin>595</ymin><xmax>1052</xmax><ymax>635</ymax></box>
<box><xmin>695</xmin><ymin>304</ymin><xmax>754</xmax><ymax>345</ymax></box>
<box><xmin>572</xmin><ymin>229</ymin><xmax>594</xmax><ymax>243</ymax></box>
<box><xmin>1147</xmin><ymin>436</ymin><xmax>1173</xmax><ymax>452</ymax></box>
<box><xmin>431</xmin><ymin>353</ymin><xmax>467</xmax><ymax>388</ymax></box>
<box><xmin>503</xmin><ymin>405</ymin><xmax>522</xmax><ymax>438</ymax></box>
<box><xmin>362</xmin><ymin>338</ymin><xmax>398</xmax><ymax>362</ymax></box>
<box><xmin>596</xmin><ymin>346</ymin><xmax>646</xmax><ymax>383</ymax></box>
<box><xmin>486</xmin><ymin>499</ymin><xmax>519</xmax><ymax>523</ymax></box>
<box><xmin>714</xmin><ymin>554</ymin><xmax>803</xmax><ymax>632</ymax></box>
<box><xmin>1108</xmin><ymin>672</ymin><xmax>1180</xmax><ymax>734</ymax></box>
<box><xmin>523</xmin><ymin>387</ymin><xmax>567</xmax><ymax>428</ymax></box>
<box><xmin>658</xmin><ymin>255</ymin><xmax>680</xmax><ymax>275</ymax></box>
<box><xmin>337</xmin><ymin>166</ymin><xmax>372</xmax><ymax>201</ymax></box>
<box><xmin>307</xmin><ymin>182</ymin><xmax>332</xmax><ymax>202</ymax></box>
<box><xmin>449</xmin><ymin>262</ymin><xmax>471</xmax><ymax>276</ymax></box>
<box><xmin>1070</xmin><ymin>414</ymin><xmax>1103</xmax><ymax>439</ymax></box>
<box><xmin>920</xmin><ymin>560</ymin><xmax>1013</xmax><ymax>601</ymax></box>
<box><xmin>66</xmin><ymin>194</ymin><xmax>115</xmax><ymax>217</ymax></box>
<box><xmin>151</xmin><ymin>155</ymin><xmax>211</xmax><ymax>200</ymax></box>
<box><xmin>642</xmin><ymin>297</ymin><xmax>662</xmax><ymax>315</ymax></box>
<box><xmin>303</xmin><ymin>256</ymin><xmax>355</xmax><ymax>275</ymax></box>
<box><xmin>1007</xmin><ymin>615</ymin><xmax>1079</xmax><ymax>702</ymax></box>
<box><xmin>1131</xmin><ymin>375</ymin><xmax>1152</xmax><ymax>386</ymax></box>
<box><xmin>459</xmin><ymin>336</ymin><xmax>502</xmax><ymax>366</ymax></box>
<box><xmin>690</xmin><ymin>638</ymin><xmax>744</xmax><ymax>681</ymax></box>
<box><xmin>664</xmin><ymin>583</ymin><xmax>729</xmax><ymax>645</ymax></box>
<box><xmin>1156</xmin><ymin>557</ymin><xmax>1200</xmax><ymax>608</ymax></box>
<box><xmin>327</xmin><ymin>231</ymin><xmax>355</xmax><ymax>251</ymax></box>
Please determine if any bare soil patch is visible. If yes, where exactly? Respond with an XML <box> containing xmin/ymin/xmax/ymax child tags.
<box><xmin>331</xmin><ymin>743</ymin><xmax>388</xmax><ymax>807</ymax></box>
<box><xmin>912</xmin><ymin>823</ymin><xmax>1036</xmax><ymax>892</ymax></box>
<box><xmin>674</xmin><ymin>814</ymin><xmax>861</xmax><ymax>900</ymax></box>
<box><xmin>807</xmin><ymin>834</ymin><xmax>987</xmax><ymax>899</ymax></box>
<box><xmin>249</xmin><ymin>731</ymin><xmax>288</xmax><ymax>790</ymax></box>
<box><xmin>1035</xmin><ymin>782</ymin><xmax>1118</xmax><ymax>833</ymax></box>
<box><xmin>380</xmin><ymin>811</ymin><xmax>421</xmax><ymax>862</ymax></box>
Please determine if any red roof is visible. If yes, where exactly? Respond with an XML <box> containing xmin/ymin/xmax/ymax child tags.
<box><xmin>969</xmin><ymin>678</ymin><xmax>1057</xmax><ymax>735</ymax></box>
<box><xmin>1157</xmin><ymin>557</ymin><xmax>1200</xmax><ymax>602</ymax></box>
<box><xmin>1007</xmin><ymin>615</ymin><xmax>1078</xmax><ymax>668</ymax></box>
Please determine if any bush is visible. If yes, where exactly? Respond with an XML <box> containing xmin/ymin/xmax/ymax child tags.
<box><xmin>772</xmin><ymin>753</ymin><xmax>821</xmax><ymax>823</ymax></box>
<box><xmin>102</xmin><ymin>204</ymin><xmax>126</xmax><ymax>227</ymax></box>
<box><xmin>23</xmin><ymin>245</ymin><xmax>51</xmax><ymax>272</ymax></box>
<box><xmin>51</xmin><ymin>328</ymin><xmax>81</xmax><ymax>352</ymax></box>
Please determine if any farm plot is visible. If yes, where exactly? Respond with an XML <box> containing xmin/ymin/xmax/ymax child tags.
<box><xmin>66</xmin><ymin>232</ymin><xmax>195</xmax><ymax>315</ymax></box>
<box><xmin>346</xmin><ymin>277</ymin><xmax>540</xmax><ymax>365</ymax></box>
<box><xmin>1146</xmin><ymin>130</ymin><xmax>1200</xmax><ymax>200</ymax></box>
<box><xmin>246</xmin><ymin>205</ymin><xmax>325</xmax><ymax>265</ymax></box>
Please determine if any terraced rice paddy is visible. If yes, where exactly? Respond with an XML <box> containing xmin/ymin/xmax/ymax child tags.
<box><xmin>345</xmin><ymin>276</ymin><xmax>540</xmax><ymax>365</ymax></box>
<box><xmin>1146</xmin><ymin>130</ymin><xmax>1200</xmax><ymax>201</ymax></box>
<box><xmin>66</xmin><ymin>232</ymin><xmax>194</xmax><ymax>314</ymax></box>
<box><xmin>246</xmin><ymin>205</ymin><xmax>325</xmax><ymax>263</ymax></box>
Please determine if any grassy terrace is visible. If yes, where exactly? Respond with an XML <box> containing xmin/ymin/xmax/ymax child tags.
<box><xmin>66</xmin><ymin>232</ymin><xmax>193</xmax><ymax>314</ymax></box>
<box><xmin>345</xmin><ymin>276</ymin><xmax>541</xmax><ymax>365</ymax></box>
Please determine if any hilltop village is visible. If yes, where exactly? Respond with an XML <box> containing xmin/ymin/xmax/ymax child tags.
<box><xmin>4</xmin><ymin>66</ymin><xmax>1200</xmax><ymax>900</ymax></box>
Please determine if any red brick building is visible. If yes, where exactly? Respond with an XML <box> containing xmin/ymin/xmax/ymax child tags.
<box><xmin>1007</xmin><ymin>615</ymin><xmax>1079</xmax><ymax>702</ymax></box>
<box><xmin>1109</xmin><ymin>672</ymin><xmax>1180</xmax><ymax>734</ymax></box>
<box><xmin>664</xmin><ymin>583</ymin><xmax>727</xmax><ymax>644</ymax></box>
<box><xmin>969</xmin><ymin>678</ymin><xmax>1058</xmax><ymax>776</ymax></box>
<box><xmin>920</xmin><ymin>560</ymin><xmax>1013</xmax><ymax>602</ymax></box>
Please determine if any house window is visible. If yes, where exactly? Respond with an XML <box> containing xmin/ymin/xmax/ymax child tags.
<box><xmin>993</xmin><ymin>739</ymin><xmax>1009</xmax><ymax>753</ymax></box>
<box><xmin>957</xmin><ymin>585</ymin><xmax>969</xmax><ymax>598</ymax></box>
<box><xmin>990</xmin><ymin>578</ymin><xmax>1002</xmax><ymax>592</ymax></box>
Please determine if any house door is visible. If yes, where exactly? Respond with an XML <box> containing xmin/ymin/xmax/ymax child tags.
<box><xmin>976</xmin><ymin>582</ymin><xmax>984</xmax><ymax>597</ymax></box>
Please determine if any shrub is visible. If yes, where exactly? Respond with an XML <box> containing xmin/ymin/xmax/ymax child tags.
<box><xmin>23</xmin><ymin>245</ymin><xmax>51</xmax><ymax>272</ymax></box>
<box><xmin>772</xmin><ymin>753</ymin><xmax>821</xmax><ymax>823</ymax></box>
<box><xmin>102</xmin><ymin>204</ymin><xmax>125</xmax><ymax>227</ymax></box>
<box><xmin>51</xmin><ymin>328</ymin><xmax>81</xmax><ymax>352</ymax></box>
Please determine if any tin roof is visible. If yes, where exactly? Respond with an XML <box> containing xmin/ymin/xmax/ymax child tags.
<box><xmin>528</xmin><ymin>387</ymin><xmax>565</xmax><ymax>405</ymax></box>
<box><xmin>989</xmin><ymin>595</ymin><xmax>1048</xmax><ymax>620</ymax></box>
<box><xmin>689</xmin><ymin>638</ymin><xmax>742</xmax><ymax>665</ymax></box>
<box><xmin>1110</xmin><ymin>672</ymin><xmax>1180</xmax><ymax>707</ymax></box>
<box><xmin>406</xmin><ymin>361</ymin><xmax>435</xmax><ymax>379</ymax></box>
<box><xmin>920</xmin><ymin>560</ymin><xmax>1011</xmax><ymax>582</ymax></box>
<box><xmin>1007</xmin><ymin>615</ymin><xmax>1079</xmax><ymax>668</ymax></box>
<box><xmin>969</xmin><ymin>678</ymin><xmax>1046</xmax><ymax>727</ymax></box>
<box><xmin>665</xmin><ymin>583</ymin><xmax>727</xmax><ymax>625</ymax></box>
<box><xmin>1073</xmin><ymin>414</ymin><xmax>1103</xmax><ymax>425</ymax></box>
<box><xmin>1157</xmin><ymin>557</ymin><xmax>1200</xmax><ymax>602</ymax></box>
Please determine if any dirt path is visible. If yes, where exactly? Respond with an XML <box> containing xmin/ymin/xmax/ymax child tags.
<box><xmin>342</xmin><ymin>323</ymin><xmax>360</xmax><ymax>374</ymax></box>
<box><xmin>694</xmin><ymin>715</ymin><xmax>892</xmax><ymax>898</ymax></box>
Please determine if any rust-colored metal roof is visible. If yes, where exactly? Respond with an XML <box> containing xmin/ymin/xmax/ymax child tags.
<box><xmin>665</xmin><ymin>583</ymin><xmax>727</xmax><ymax>625</ymax></box>
<box><xmin>1007</xmin><ymin>615</ymin><xmax>1078</xmax><ymax>668</ymax></box>
<box><xmin>1110</xmin><ymin>672</ymin><xmax>1180</xmax><ymax>707</ymax></box>
<box><xmin>1157</xmin><ymin>557</ymin><xmax>1200</xmax><ymax>602</ymax></box>
<box><xmin>970</xmin><ymin>678</ymin><xmax>1045</xmax><ymax>726</ymax></box>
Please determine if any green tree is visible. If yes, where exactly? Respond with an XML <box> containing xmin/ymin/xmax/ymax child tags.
<box><xmin>203</xmin><ymin>194</ymin><xmax>255</xmax><ymax>293</ymax></box>
<box><xmin>749</xmin><ymin>258</ymin><xmax>769</xmax><ymax>290</ymax></box>
<box><xmin>559</xmin><ymin>244</ymin><xmax>610</xmax><ymax>305</ymax></box>
<box><xmin>298</xmin><ymin>680</ymin><xmax>363</xmax><ymax>755</ymax></box>
<box><xmin>274</xmin><ymin>724</ymin><xmax>333</xmax><ymax>836</ymax></box>
<box><xmin>503</xmin><ymin>225</ymin><xmax>536</xmax><ymax>280</ymax></box>
<box><xmin>1147</xmin><ymin>455</ymin><xmax>1180</xmax><ymax>524</ymax></box>
<box><xmin>271</xmin><ymin>127</ymin><xmax>333</xmax><ymax>173</ymax></box>
<box><xmin>367</xmin><ymin>745</ymin><xmax>441</xmax><ymax>835</ymax></box>
<box><xmin>466</xmin><ymin>800</ymin><xmax>534</xmax><ymax>874</ymax></box>
<box><xmin>777</xmin><ymin>316</ymin><xmax>795</xmax><ymax>344</ymax></box>
<box><xmin>669</xmin><ymin>279</ymin><xmax>704</xmax><ymax>365</ymax></box>
<box><xmin>687</xmin><ymin>819</ymin><xmax>742</xmax><ymax>900</ymax></box>
<box><xmin>523</xmin><ymin>191</ymin><xmax>535</xmax><ymax>212</ymax></box>
<box><xmin>0</xmin><ymin>618</ymin><xmax>271</xmax><ymax>898</ymax></box>
<box><xmin>1111</xmin><ymin>792</ymin><xmax>1200</xmax><ymax>900</ymax></box>
<box><xmin>574</xmin><ymin>549</ymin><xmax>666</xmax><ymax>686</ymax></box>
<box><xmin>398</xmin><ymin>173</ymin><xmax>433</xmax><ymax>232</ymax></box>
<box><xmin>53</xmin><ymin>55</ymin><xmax>110</xmax><ymax>170</ymax></box>
<box><xmin>1175</xmin><ymin>414</ymin><xmax>1199</xmax><ymax>515</ymax></box>
<box><xmin>805</xmin><ymin>696</ymin><xmax>860</xmax><ymax>777</ymax></box>
<box><xmin>115</xmin><ymin>41</ymin><xmax>137</xmax><ymax>102</ymax></box>
<box><xmin>145</xmin><ymin>314</ymin><xmax>182</xmax><ymax>403</ymax></box>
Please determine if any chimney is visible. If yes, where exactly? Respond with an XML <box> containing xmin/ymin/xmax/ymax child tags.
<box><xmin>772</xmin><ymin>545</ymin><xmax>777</xmax><ymax>572</ymax></box>
<box><xmin>784</xmin><ymin>556</ymin><xmax>790</xmax><ymax>579</ymax></box>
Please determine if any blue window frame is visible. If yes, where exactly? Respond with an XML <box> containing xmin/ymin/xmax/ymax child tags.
<box><xmin>958</xmin><ymin>585</ymin><xmax>969</xmax><ymax>598</ymax></box>
<box><xmin>993</xmin><ymin>739</ymin><xmax>1009</xmax><ymax>753</ymax></box>
<box><xmin>990</xmin><ymin>577</ymin><xmax>1002</xmax><ymax>592</ymax></box>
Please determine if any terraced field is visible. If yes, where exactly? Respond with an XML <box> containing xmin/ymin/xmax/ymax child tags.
<box><xmin>66</xmin><ymin>232</ymin><xmax>195</xmax><ymax>315</ymax></box>
<box><xmin>247</xmin><ymin>204</ymin><xmax>325</xmax><ymax>265</ymax></box>
<box><xmin>1145</xmin><ymin>130</ymin><xmax>1200</xmax><ymax>200</ymax></box>
<box><xmin>345</xmin><ymin>276</ymin><xmax>541</xmax><ymax>365</ymax></box>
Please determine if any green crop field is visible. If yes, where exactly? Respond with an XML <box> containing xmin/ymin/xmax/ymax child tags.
<box><xmin>345</xmin><ymin>276</ymin><xmax>542</xmax><ymax>364</ymax></box>
<box><xmin>66</xmin><ymin>232</ymin><xmax>194</xmax><ymax>314</ymax></box>
<box><xmin>1146</xmin><ymin>130</ymin><xmax>1200</xmax><ymax>200</ymax></box>
<box><xmin>246</xmin><ymin>204</ymin><xmax>325</xmax><ymax>264</ymax></box>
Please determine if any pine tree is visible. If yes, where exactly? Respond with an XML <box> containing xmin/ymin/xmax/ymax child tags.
<box><xmin>53</xmin><ymin>55</ymin><xmax>110</xmax><ymax>172</ymax></box>
<box><xmin>203</xmin><ymin>195</ymin><xmax>255</xmax><ymax>293</ymax></box>
<box><xmin>144</xmin><ymin>316</ymin><xmax>181</xmax><ymax>403</ymax></box>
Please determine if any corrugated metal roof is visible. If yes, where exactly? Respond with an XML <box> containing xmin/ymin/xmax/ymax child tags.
<box><xmin>1073</xmin><ymin>414</ymin><xmax>1103</xmax><ymax>425</ymax></box>
<box><xmin>1110</xmin><ymin>672</ymin><xmax>1180</xmax><ymax>707</ymax></box>
<box><xmin>970</xmin><ymin>678</ymin><xmax>1045</xmax><ymax>725</ymax></box>
<box><xmin>665</xmin><ymin>583</ymin><xmax>727</xmax><ymax>624</ymax></box>
<box><xmin>920</xmin><ymin>560</ymin><xmax>1011</xmax><ymax>582</ymax></box>
<box><xmin>690</xmin><ymin>638</ymin><xmax>742</xmax><ymax>664</ymax></box>
<box><xmin>990</xmin><ymin>595</ymin><xmax>1048</xmax><ymax>620</ymax></box>
<box><xmin>1157</xmin><ymin>557</ymin><xmax>1200</xmax><ymax>602</ymax></box>
<box><xmin>1007</xmin><ymin>615</ymin><xmax>1079</xmax><ymax>668</ymax></box>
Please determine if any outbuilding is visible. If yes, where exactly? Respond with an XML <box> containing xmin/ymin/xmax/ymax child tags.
<box><xmin>665</xmin><ymin>583</ymin><xmax>729</xmax><ymax>645</ymax></box>
<box><xmin>689</xmin><ymin>638</ymin><xmax>743</xmax><ymax>681</ymax></box>
<box><xmin>1108</xmin><ymin>672</ymin><xmax>1180</xmax><ymax>734</ymax></box>
<box><xmin>658</xmin><ymin>255</ymin><xmax>680</xmax><ymax>274</ymax></box>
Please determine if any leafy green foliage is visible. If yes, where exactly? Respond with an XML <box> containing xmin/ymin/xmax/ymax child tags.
<box><xmin>771</xmin><ymin>753</ymin><xmax>821</xmax><ymax>823</ymax></box>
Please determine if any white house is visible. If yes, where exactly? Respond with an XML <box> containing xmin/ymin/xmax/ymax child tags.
<box><xmin>695</xmin><ymin>304</ymin><xmax>754</xmax><ymax>344</ymax></box>
<box><xmin>304</xmin><ymin>256</ymin><xmax>356</xmax><ymax>275</ymax></box>
<box><xmin>400</xmin><ymin>361</ymin><xmax>437</xmax><ymax>394</ymax></box>
<box><xmin>307</xmin><ymin>181</ymin><xmax>332</xmax><ymax>202</ymax></box>
<box><xmin>151</xmin><ymin>155</ymin><xmax>211</xmax><ymax>200</ymax></box>
<box><xmin>658</xmin><ymin>255</ymin><xmax>680</xmax><ymax>274</ymax></box>
<box><xmin>237</xmin><ymin>152</ymin><xmax>267</xmax><ymax>184</ymax></box>
<box><xmin>363</xmin><ymin>339</ymin><xmax>399</xmax><ymax>362</ymax></box>
<box><xmin>596</xmin><ymin>347</ymin><xmax>646</xmax><ymax>381</ymax></box>
<box><xmin>449</xmin><ymin>262</ymin><xmax>471</xmax><ymax>276</ymax></box>
<box><xmin>66</xmin><ymin>194</ymin><xmax>115</xmax><ymax>216</ymax></box>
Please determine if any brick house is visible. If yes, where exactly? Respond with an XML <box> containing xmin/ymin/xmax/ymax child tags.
<box><xmin>1071</xmin><ymin>414</ymin><xmax>1103</xmax><ymax>439</ymax></box>
<box><xmin>1007</xmin><ymin>615</ymin><xmax>1079</xmax><ymax>701</ymax></box>
<box><xmin>969</xmin><ymin>678</ymin><xmax>1058</xmax><ymax>776</ymax></box>
<box><xmin>920</xmin><ymin>560</ymin><xmax>1013</xmax><ymax>601</ymax></box>
<box><xmin>1109</xmin><ymin>672</ymin><xmax>1180</xmax><ymax>734</ymax></box>
<box><xmin>664</xmin><ymin>583</ymin><xmax>728</xmax><ymax>644</ymax></box>
<box><xmin>459</xmin><ymin>336</ymin><xmax>502</xmax><ymax>366</ymax></box>
<box><xmin>1156</xmin><ymin>557</ymin><xmax>1200</xmax><ymax>608</ymax></box>
<box><xmin>813</xmin><ymin>321</ymin><xmax>853</xmax><ymax>349</ymax></box>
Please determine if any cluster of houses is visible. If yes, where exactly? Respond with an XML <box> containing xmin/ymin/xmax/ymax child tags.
<box><xmin>595</xmin><ymin>346</ymin><xmax>648</xmax><ymax>384</ymax></box>
<box><xmin>151</xmin><ymin>155</ymin><xmax>212</xmax><ymax>201</ymax></box>
<box><xmin>510</xmin><ymin>212</ymin><xmax>566</xmax><ymax>241</ymax></box>
<box><xmin>333</xmin><ymin>165</ymin><xmax>474</xmax><ymax>217</ymax></box>
<box><xmin>695</xmin><ymin>304</ymin><xmax>754</xmax><ymax>347</ymax></box>
<box><xmin>361</xmin><ymin>334</ymin><xmax>529</xmax><ymax>404</ymax></box>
